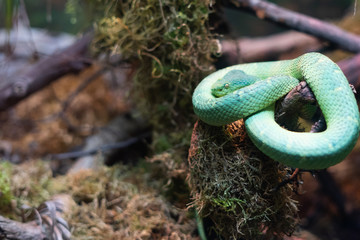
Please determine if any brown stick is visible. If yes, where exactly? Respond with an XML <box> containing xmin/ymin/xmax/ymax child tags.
<box><xmin>0</xmin><ymin>32</ymin><xmax>93</xmax><ymax>111</ymax></box>
<box><xmin>231</xmin><ymin>0</ymin><xmax>360</xmax><ymax>53</ymax></box>
<box><xmin>221</xmin><ymin>31</ymin><xmax>323</xmax><ymax>63</ymax></box>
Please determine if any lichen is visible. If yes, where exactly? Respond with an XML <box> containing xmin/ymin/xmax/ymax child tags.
<box><xmin>188</xmin><ymin>120</ymin><xmax>299</xmax><ymax>239</ymax></box>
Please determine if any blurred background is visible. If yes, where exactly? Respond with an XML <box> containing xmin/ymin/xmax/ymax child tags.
<box><xmin>0</xmin><ymin>0</ymin><xmax>360</xmax><ymax>239</ymax></box>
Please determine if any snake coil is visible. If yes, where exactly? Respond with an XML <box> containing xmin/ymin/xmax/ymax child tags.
<box><xmin>192</xmin><ymin>53</ymin><xmax>360</xmax><ymax>169</ymax></box>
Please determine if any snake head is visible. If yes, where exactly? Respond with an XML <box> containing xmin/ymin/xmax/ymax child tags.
<box><xmin>211</xmin><ymin>80</ymin><xmax>231</xmax><ymax>97</ymax></box>
<box><xmin>211</xmin><ymin>70</ymin><xmax>259</xmax><ymax>97</ymax></box>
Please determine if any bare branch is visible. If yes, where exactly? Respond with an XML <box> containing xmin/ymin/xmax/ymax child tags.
<box><xmin>221</xmin><ymin>31</ymin><xmax>322</xmax><ymax>63</ymax></box>
<box><xmin>231</xmin><ymin>0</ymin><xmax>360</xmax><ymax>53</ymax></box>
<box><xmin>0</xmin><ymin>32</ymin><xmax>93</xmax><ymax>111</ymax></box>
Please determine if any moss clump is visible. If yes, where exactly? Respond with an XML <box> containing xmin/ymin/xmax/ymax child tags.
<box><xmin>3</xmin><ymin>159</ymin><xmax>196</xmax><ymax>238</ymax></box>
<box><xmin>188</xmin><ymin>120</ymin><xmax>299</xmax><ymax>239</ymax></box>
<box><xmin>93</xmin><ymin>0</ymin><xmax>219</xmax><ymax>131</ymax></box>
<box><xmin>0</xmin><ymin>160</ymin><xmax>53</xmax><ymax>212</ymax></box>
<box><xmin>62</xmin><ymin>164</ymin><xmax>196</xmax><ymax>239</ymax></box>
<box><xmin>0</xmin><ymin>161</ymin><xmax>55</xmax><ymax>218</ymax></box>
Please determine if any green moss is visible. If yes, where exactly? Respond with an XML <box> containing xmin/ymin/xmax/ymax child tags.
<box><xmin>212</xmin><ymin>196</ymin><xmax>246</xmax><ymax>214</ymax></box>
<box><xmin>11</xmin><ymin>161</ymin><xmax>53</xmax><ymax>207</ymax></box>
<box><xmin>0</xmin><ymin>162</ymin><xmax>13</xmax><ymax>208</ymax></box>
<box><xmin>152</xmin><ymin>134</ymin><xmax>173</xmax><ymax>153</ymax></box>
<box><xmin>92</xmin><ymin>0</ymin><xmax>219</xmax><ymax>131</ymax></box>
<box><xmin>65</xmin><ymin>0</ymin><xmax>220</xmax><ymax>153</ymax></box>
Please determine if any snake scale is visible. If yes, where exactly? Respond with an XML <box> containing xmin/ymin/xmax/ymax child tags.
<box><xmin>192</xmin><ymin>53</ymin><xmax>360</xmax><ymax>169</ymax></box>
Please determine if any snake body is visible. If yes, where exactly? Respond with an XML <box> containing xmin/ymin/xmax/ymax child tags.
<box><xmin>192</xmin><ymin>53</ymin><xmax>360</xmax><ymax>169</ymax></box>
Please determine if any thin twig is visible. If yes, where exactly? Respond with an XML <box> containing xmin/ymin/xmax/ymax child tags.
<box><xmin>61</xmin><ymin>67</ymin><xmax>107</xmax><ymax>113</ymax></box>
<box><xmin>32</xmin><ymin>67</ymin><xmax>107</xmax><ymax>130</ymax></box>
<box><xmin>49</xmin><ymin>131</ymin><xmax>151</xmax><ymax>160</ymax></box>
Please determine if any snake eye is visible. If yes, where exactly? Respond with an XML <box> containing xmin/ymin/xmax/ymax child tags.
<box><xmin>224</xmin><ymin>83</ymin><xmax>230</xmax><ymax>89</ymax></box>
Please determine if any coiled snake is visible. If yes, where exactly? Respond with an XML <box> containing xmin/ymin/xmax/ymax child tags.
<box><xmin>192</xmin><ymin>53</ymin><xmax>360</xmax><ymax>169</ymax></box>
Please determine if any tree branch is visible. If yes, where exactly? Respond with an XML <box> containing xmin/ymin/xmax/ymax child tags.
<box><xmin>221</xmin><ymin>31</ymin><xmax>323</xmax><ymax>63</ymax></box>
<box><xmin>231</xmin><ymin>0</ymin><xmax>360</xmax><ymax>53</ymax></box>
<box><xmin>0</xmin><ymin>32</ymin><xmax>93</xmax><ymax>111</ymax></box>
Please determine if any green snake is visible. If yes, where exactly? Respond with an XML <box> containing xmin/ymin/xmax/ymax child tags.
<box><xmin>192</xmin><ymin>53</ymin><xmax>360</xmax><ymax>169</ymax></box>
